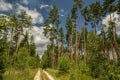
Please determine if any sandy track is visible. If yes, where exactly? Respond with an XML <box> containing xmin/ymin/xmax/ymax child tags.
<box><xmin>34</xmin><ymin>69</ymin><xmax>54</xmax><ymax>80</ymax></box>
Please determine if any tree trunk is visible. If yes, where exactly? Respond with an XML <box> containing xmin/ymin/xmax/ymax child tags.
<box><xmin>70</xmin><ymin>27</ymin><xmax>73</xmax><ymax>60</ymax></box>
<box><xmin>83</xmin><ymin>18</ymin><xmax>87</xmax><ymax>64</ymax></box>
<box><xmin>94</xmin><ymin>18</ymin><xmax>97</xmax><ymax>34</ymax></box>
<box><xmin>68</xmin><ymin>36</ymin><xmax>72</xmax><ymax>59</ymax></box>
<box><xmin>57</xmin><ymin>39</ymin><xmax>60</xmax><ymax>63</ymax></box>
<box><xmin>112</xmin><ymin>26</ymin><xmax>118</xmax><ymax>58</ymax></box>
<box><xmin>57</xmin><ymin>25</ymin><xmax>60</xmax><ymax>63</ymax></box>
<box><xmin>101</xmin><ymin>21</ymin><xmax>108</xmax><ymax>58</ymax></box>
<box><xmin>8</xmin><ymin>27</ymin><xmax>14</xmax><ymax>55</ymax></box>
<box><xmin>15</xmin><ymin>31</ymin><xmax>21</xmax><ymax>55</ymax></box>
<box><xmin>110</xmin><ymin>14</ymin><xmax>118</xmax><ymax>60</ymax></box>
<box><xmin>112</xmin><ymin>46</ymin><xmax>116</xmax><ymax>60</ymax></box>
<box><xmin>61</xmin><ymin>40</ymin><xmax>64</xmax><ymax>56</ymax></box>
<box><xmin>75</xmin><ymin>17</ymin><xmax>78</xmax><ymax>64</ymax></box>
<box><xmin>51</xmin><ymin>39</ymin><xmax>55</xmax><ymax>68</ymax></box>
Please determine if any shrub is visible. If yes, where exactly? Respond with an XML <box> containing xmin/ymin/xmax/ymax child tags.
<box><xmin>40</xmin><ymin>52</ymin><xmax>51</xmax><ymax>69</ymax></box>
<box><xmin>57</xmin><ymin>55</ymin><xmax>70</xmax><ymax>73</ymax></box>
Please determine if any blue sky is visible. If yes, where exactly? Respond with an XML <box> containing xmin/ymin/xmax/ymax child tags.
<box><xmin>0</xmin><ymin>0</ymin><xmax>98</xmax><ymax>28</ymax></box>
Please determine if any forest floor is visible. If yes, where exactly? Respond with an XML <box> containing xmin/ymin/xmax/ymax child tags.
<box><xmin>34</xmin><ymin>69</ymin><xmax>55</xmax><ymax>80</ymax></box>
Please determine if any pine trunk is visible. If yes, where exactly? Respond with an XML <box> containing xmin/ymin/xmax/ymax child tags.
<box><xmin>94</xmin><ymin>18</ymin><xmax>97</xmax><ymax>34</ymax></box>
<box><xmin>75</xmin><ymin>17</ymin><xmax>78</xmax><ymax>64</ymax></box>
<box><xmin>83</xmin><ymin>18</ymin><xmax>87</xmax><ymax>64</ymax></box>
<box><xmin>8</xmin><ymin>27</ymin><xmax>14</xmax><ymax>55</ymax></box>
<box><xmin>15</xmin><ymin>31</ymin><xmax>21</xmax><ymax>55</ymax></box>
<box><xmin>68</xmin><ymin>36</ymin><xmax>72</xmax><ymax>59</ymax></box>
<box><xmin>61</xmin><ymin>41</ymin><xmax>64</xmax><ymax>56</ymax></box>
<box><xmin>70</xmin><ymin>27</ymin><xmax>73</xmax><ymax>60</ymax></box>
<box><xmin>51</xmin><ymin>39</ymin><xmax>55</xmax><ymax>68</ymax></box>
<box><xmin>57</xmin><ymin>39</ymin><xmax>60</xmax><ymax>63</ymax></box>
<box><xmin>112</xmin><ymin>26</ymin><xmax>118</xmax><ymax>59</ymax></box>
<box><xmin>101</xmin><ymin>22</ymin><xmax>108</xmax><ymax>58</ymax></box>
<box><xmin>110</xmin><ymin>14</ymin><xmax>118</xmax><ymax>60</ymax></box>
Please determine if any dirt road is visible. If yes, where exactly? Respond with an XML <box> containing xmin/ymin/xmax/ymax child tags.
<box><xmin>34</xmin><ymin>69</ymin><xmax>54</xmax><ymax>80</ymax></box>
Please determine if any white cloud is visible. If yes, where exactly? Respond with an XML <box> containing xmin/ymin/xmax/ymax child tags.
<box><xmin>59</xmin><ymin>9</ymin><xmax>67</xmax><ymax>17</ymax></box>
<box><xmin>0</xmin><ymin>13</ymin><xmax>7</xmax><ymax>16</ymax></box>
<box><xmin>60</xmin><ymin>9</ymin><xmax>64</xmax><ymax>13</ymax></box>
<box><xmin>17</xmin><ymin>4</ymin><xmax>44</xmax><ymax>24</ymax></box>
<box><xmin>7</xmin><ymin>26</ymin><xmax>50</xmax><ymax>56</ymax></box>
<box><xmin>0</xmin><ymin>0</ymin><xmax>12</xmax><ymax>11</ymax></box>
<box><xmin>22</xmin><ymin>0</ymin><xmax>29</xmax><ymax>5</ymax></box>
<box><xmin>102</xmin><ymin>12</ymin><xmax>120</xmax><ymax>35</ymax></box>
<box><xmin>29</xmin><ymin>26</ymin><xmax>50</xmax><ymax>56</ymax></box>
<box><xmin>60</xmin><ymin>14</ymin><xmax>64</xmax><ymax>17</ymax></box>
<box><xmin>40</xmin><ymin>4</ymin><xmax>49</xmax><ymax>9</ymax></box>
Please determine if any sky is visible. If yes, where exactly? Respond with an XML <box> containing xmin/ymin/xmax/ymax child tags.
<box><xmin>0</xmin><ymin>0</ymin><xmax>97</xmax><ymax>27</ymax></box>
<box><xmin>0</xmin><ymin>0</ymin><xmax>120</xmax><ymax>56</ymax></box>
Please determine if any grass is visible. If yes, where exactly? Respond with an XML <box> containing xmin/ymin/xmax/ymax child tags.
<box><xmin>3</xmin><ymin>68</ymin><xmax>38</xmax><ymax>80</ymax></box>
<box><xmin>46</xmin><ymin>68</ymin><xmax>70</xmax><ymax>80</ymax></box>
<box><xmin>46</xmin><ymin>68</ymin><xmax>99</xmax><ymax>80</ymax></box>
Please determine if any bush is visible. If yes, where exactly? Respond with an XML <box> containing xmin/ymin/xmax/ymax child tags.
<box><xmin>88</xmin><ymin>52</ymin><xmax>108</xmax><ymax>79</ymax></box>
<box><xmin>40</xmin><ymin>52</ymin><xmax>51</xmax><ymax>69</ymax></box>
<box><xmin>107</xmin><ymin>62</ymin><xmax>120</xmax><ymax>80</ymax></box>
<box><xmin>57</xmin><ymin>55</ymin><xmax>70</xmax><ymax>73</ymax></box>
<box><xmin>15</xmin><ymin>47</ymin><xmax>40</xmax><ymax>69</ymax></box>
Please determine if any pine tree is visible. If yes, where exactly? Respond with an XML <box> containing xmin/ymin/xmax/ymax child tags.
<box><xmin>15</xmin><ymin>11</ymin><xmax>32</xmax><ymax>56</ymax></box>
<box><xmin>89</xmin><ymin>1</ymin><xmax>101</xmax><ymax>34</ymax></box>
<box><xmin>44</xmin><ymin>19</ymin><xmax>56</xmax><ymax>68</ymax></box>
<box><xmin>59</xmin><ymin>27</ymin><xmax>64</xmax><ymax>56</ymax></box>
<box><xmin>65</xmin><ymin>16</ymin><xmax>73</xmax><ymax>60</ymax></box>
<box><xmin>103</xmin><ymin>0</ymin><xmax>118</xmax><ymax>60</ymax></box>
<box><xmin>71</xmin><ymin>4</ymin><xmax>79</xmax><ymax>64</ymax></box>
<box><xmin>29</xmin><ymin>35</ymin><xmax>36</xmax><ymax>56</ymax></box>
<box><xmin>81</xmin><ymin>7</ymin><xmax>89</xmax><ymax>64</ymax></box>
<box><xmin>43</xmin><ymin>5</ymin><xmax>61</xmax><ymax>67</ymax></box>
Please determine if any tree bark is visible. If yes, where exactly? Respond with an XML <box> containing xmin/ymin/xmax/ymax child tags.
<box><xmin>51</xmin><ymin>39</ymin><xmax>55</xmax><ymax>68</ymax></box>
<box><xmin>70</xmin><ymin>26</ymin><xmax>73</xmax><ymax>60</ymax></box>
<box><xmin>57</xmin><ymin>39</ymin><xmax>60</xmax><ymax>63</ymax></box>
<box><xmin>94</xmin><ymin>18</ymin><xmax>97</xmax><ymax>34</ymax></box>
<box><xmin>109</xmin><ymin>14</ymin><xmax>118</xmax><ymax>60</ymax></box>
<box><xmin>61</xmin><ymin>41</ymin><xmax>64</xmax><ymax>56</ymax></box>
<box><xmin>83</xmin><ymin>18</ymin><xmax>87</xmax><ymax>64</ymax></box>
<box><xmin>15</xmin><ymin>31</ymin><xmax>21</xmax><ymax>55</ymax></box>
<box><xmin>101</xmin><ymin>21</ymin><xmax>108</xmax><ymax>58</ymax></box>
<box><xmin>8</xmin><ymin>27</ymin><xmax>14</xmax><ymax>55</ymax></box>
<box><xmin>75</xmin><ymin>17</ymin><xmax>78</xmax><ymax>64</ymax></box>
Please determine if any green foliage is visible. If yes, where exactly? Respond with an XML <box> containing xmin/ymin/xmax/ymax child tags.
<box><xmin>77</xmin><ymin>61</ymin><xmax>90</xmax><ymax>74</ymax></box>
<box><xmin>107</xmin><ymin>62</ymin><xmax>120</xmax><ymax>80</ymax></box>
<box><xmin>0</xmin><ymin>55</ymin><xmax>5</xmax><ymax>80</ymax></box>
<box><xmin>87</xmin><ymin>31</ymin><xmax>100</xmax><ymax>52</ymax></box>
<box><xmin>87</xmin><ymin>31</ymin><xmax>109</xmax><ymax>79</ymax></box>
<box><xmin>41</xmin><ymin>52</ymin><xmax>51</xmax><ymax>69</ymax></box>
<box><xmin>0</xmin><ymin>35</ymin><xmax>9</xmax><ymax>80</ymax></box>
<box><xmin>68</xmin><ymin>60</ymin><xmax>92</xmax><ymax>80</ymax></box>
<box><xmin>15</xmin><ymin>47</ymin><xmax>30</xmax><ymax>69</ymax></box>
<box><xmin>3</xmin><ymin>68</ymin><xmax>38</xmax><ymax>80</ymax></box>
<box><xmin>29</xmin><ymin>42</ymin><xmax>36</xmax><ymax>56</ymax></box>
<box><xmin>15</xmin><ymin>47</ymin><xmax>39</xmax><ymax>69</ymax></box>
<box><xmin>0</xmin><ymin>15</ymin><xmax>10</xmax><ymax>32</ymax></box>
<box><xmin>57</xmin><ymin>55</ymin><xmax>70</xmax><ymax>73</ymax></box>
<box><xmin>117</xmin><ymin>36</ymin><xmax>120</xmax><ymax>47</ymax></box>
<box><xmin>88</xmin><ymin>52</ymin><xmax>108</xmax><ymax>79</ymax></box>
